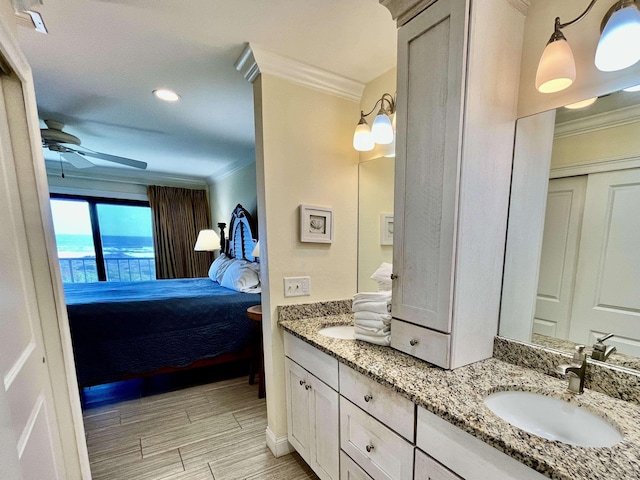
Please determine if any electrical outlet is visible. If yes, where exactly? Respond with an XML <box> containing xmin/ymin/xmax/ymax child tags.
<box><xmin>284</xmin><ymin>276</ymin><xmax>311</xmax><ymax>297</ymax></box>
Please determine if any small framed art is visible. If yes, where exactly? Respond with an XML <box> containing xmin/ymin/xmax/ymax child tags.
<box><xmin>380</xmin><ymin>214</ymin><xmax>394</xmax><ymax>245</ymax></box>
<box><xmin>300</xmin><ymin>205</ymin><xmax>333</xmax><ymax>243</ymax></box>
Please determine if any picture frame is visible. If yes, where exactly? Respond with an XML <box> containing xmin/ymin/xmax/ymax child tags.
<box><xmin>380</xmin><ymin>214</ymin><xmax>394</xmax><ymax>245</ymax></box>
<box><xmin>300</xmin><ymin>205</ymin><xmax>333</xmax><ymax>243</ymax></box>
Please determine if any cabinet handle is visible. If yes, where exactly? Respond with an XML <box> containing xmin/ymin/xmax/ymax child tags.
<box><xmin>365</xmin><ymin>444</ymin><xmax>375</xmax><ymax>453</ymax></box>
<box><xmin>305</xmin><ymin>384</ymin><xmax>312</xmax><ymax>391</ymax></box>
<box><xmin>409</xmin><ymin>339</ymin><xmax>418</xmax><ymax>346</ymax></box>
<box><xmin>299</xmin><ymin>380</ymin><xmax>306</xmax><ymax>387</ymax></box>
<box><xmin>364</xmin><ymin>394</ymin><xmax>373</xmax><ymax>402</ymax></box>
<box><xmin>390</xmin><ymin>274</ymin><xmax>398</xmax><ymax>280</ymax></box>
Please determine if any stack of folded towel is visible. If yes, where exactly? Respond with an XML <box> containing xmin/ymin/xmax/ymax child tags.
<box><xmin>352</xmin><ymin>291</ymin><xmax>392</xmax><ymax>346</ymax></box>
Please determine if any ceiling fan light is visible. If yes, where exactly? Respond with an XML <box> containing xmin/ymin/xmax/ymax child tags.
<box><xmin>153</xmin><ymin>88</ymin><xmax>181</xmax><ymax>102</ymax></box>
<box><xmin>595</xmin><ymin>3</ymin><xmax>640</xmax><ymax>72</ymax></box>
<box><xmin>535</xmin><ymin>37</ymin><xmax>576</xmax><ymax>93</ymax></box>
<box><xmin>353</xmin><ymin>116</ymin><xmax>374</xmax><ymax>151</ymax></box>
<box><xmin>372</xmin><ymin>110</ymin><xmax>394</xmax><ymax>144</ymax></box>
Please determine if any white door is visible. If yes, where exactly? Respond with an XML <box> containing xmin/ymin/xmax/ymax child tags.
<box><xmin>308</xmin><ymin>374</ymin><xmax>338</xmax><ymax>480</ymax></box>
<box><xmin>284</xmin><ymin>358</ymin><xmax>311</xmax><ymax>462</ymax></box>
<box><xmin>534</xmin><ymin>176</ymin><xmax>586</xmax><ymax>339</ymax></box>
<box><xmin>569</xmin><ymin>169</ymin><xmax>640</xmax><ymax>355</ymax></box>
<box><xmin>0</xmin><ymin>72</ymin><xmax>65</xmax><ymax>478</ymax></box>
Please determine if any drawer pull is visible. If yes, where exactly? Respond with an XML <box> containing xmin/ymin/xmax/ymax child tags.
<box><xmin>409</xmin><ymin>339</ymin><xmax>419</xmax><ymax>346</ymax></box>
<box><xmin>390</xmin><ymin>273</ymin><xmax>398</xmax><ymax>280</ymax></box>
<box><xmin>364</xmin><ymin>394</ymin><xmax>373</xmax><ymax>402</ymax></box>
<box><xmin>305</xmin><ymin>384</ymin><xmax>312</xmax><ymax>391</ymax></box>
<box><xmin>365</xmin><ymin>444</ymin><xmax>375</xmax><ymax>453</ymax></box>
<box><xmin>299</xmin><ymin>380</ymin><xmax>306</xmax><ymax>386</ymax></box>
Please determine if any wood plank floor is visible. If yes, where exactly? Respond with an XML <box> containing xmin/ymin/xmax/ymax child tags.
<box><xmin>83</xmin><ymin>375</ymin><xmax>319</xmax><ymax>480</ymax></box>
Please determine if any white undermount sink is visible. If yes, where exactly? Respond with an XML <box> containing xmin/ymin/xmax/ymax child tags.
<box><xmin>484</xmin><ymin>391</ymin><xmax>623</xmax><ymax>447</ymax></box>
<box><xmin>318</xmin><ymin>325</ymin><xmax>355</xmax><ymax>340</ymax></box>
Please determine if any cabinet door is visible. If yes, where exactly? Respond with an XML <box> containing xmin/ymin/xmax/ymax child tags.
<box><xmin>309</xmin><ymin>375</ymin><xmax>339</xmax><ymax>480</ymax></box>
<box><xmin>393</xmin><ymin>0</ymin><xmax>467</xmax><ymax>333</ymax></box>
<box><xmin>285</xmin><ymin>358</ymin><xmax>311</xmax><ymax>461</ymax></box>
<box><xmin>415</xmin><ymin>449</ymin><xmax>462</xmax><ymax>480</ymax></box>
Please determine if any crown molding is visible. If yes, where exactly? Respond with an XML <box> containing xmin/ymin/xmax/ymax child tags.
<box><xmin>507</xmin><ymin>0</ymin><xmax>530</xmax><ymax>16</ymax></box>
<box><xmin>234</xmin><ymin>43</ymin><xmax>364</xmax><ymax>102</ymax></box>
<box><xmin>550</xmin><ymin>154</ymin><xmax>640</xmax><ymax>179</ymax></box>
<box><xmin>554</xmin><ymin>104</ymin><xmax>640</xmax><ymax>138</ymax></box>
<box><xmin>206</xmin><ymin>157</ymin><xmax>256</xmax><ymax>185</ymax></box>
<box><xmin>44</xmin><ymin>160</ymin><xmax>208</xmax><ymax>188</ymax></box>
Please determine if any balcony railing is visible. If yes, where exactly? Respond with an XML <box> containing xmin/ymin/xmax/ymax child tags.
<box><xmin>59</xmin><ymin>257</ymin><xmax>156</xmax><ymax>283</ymax></box>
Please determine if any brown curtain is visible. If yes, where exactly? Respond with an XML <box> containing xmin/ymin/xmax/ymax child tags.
<box><xmin>147</xmin><ymin>185</ymin><xmax>212</xmax><ymax>279</ymax></box>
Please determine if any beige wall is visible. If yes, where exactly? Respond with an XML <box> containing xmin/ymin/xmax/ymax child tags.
<box><xmin>208</xmin><ymin>162</ymin><xmax>257</xmax><ymax>229</ymax></box>
<box><xmin>519</xmin><ymin>0</ymin><xmax>640</xmax><ymax>117</ymax></box>
<box><xmin>254</xmin><ymin>73</ymin><xmax>359</xmax><ymax>443</ymax></box>
<box><xmin>552</xmin><ymin>120</ymin><xmax>640</xmax><ymax>168</ymax></box>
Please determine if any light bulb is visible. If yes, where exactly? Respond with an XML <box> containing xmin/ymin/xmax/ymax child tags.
<box><xmin>595</xmin><ymin>5</ymin><xmax>640</xmax><ymax>72</ymax></box>
<box><xmin>564</xmin><ymin>97</ymin><xmax>597</xmax><ymax>109</ymax></box>
<box><xmin>535</xmin><ymin>37</ymin><xmax>576</xmax><ymax>93</ymax></box>
<box><xmin>371</xmin><ymin>111</ymin><xmax>394</xmax><ymax>144</ymax></box>
<box><xmin>353</xmin><ymin>117</ymin><xmax>374</xmax><ymax>151</ymax></box>
<box><xmin>153</xmin><ymin>88</ymin><xmax>181</xmax><ymax>102</ymax></box>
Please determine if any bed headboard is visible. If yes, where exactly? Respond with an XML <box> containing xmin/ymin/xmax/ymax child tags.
<box><xmin>217</xmin><ymin>204</ymin><xmax>258</xmax><ymax>261</ymax></box>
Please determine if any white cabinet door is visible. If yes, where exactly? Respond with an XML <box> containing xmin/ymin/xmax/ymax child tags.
<box><xmin>414</xmin><ymin>449</ymin><xmax>462</xmax><ymax>480</ymax></box>
<box><xmin>534</xmin><ymin>176</ymin><xmax>586</xmax><ymax>339</ymax></box>
<box><xmin>285</xmin><ymin>358</ymin><xmax>311</xmax><ymax>461</ymax></box>
<box><xmin>392</xmin><ymin>0</ymin><xmax>467</xmax><ymax>333</ymax></box>
<box><xmin>569</xmin><ymin>169</ymin><xmax>640</xmax><ymax>355</ymax></box>
<box><xmin>309</xmin><ymin>374</ymin><xmax>339</xmax><ymax>480</ymax></box>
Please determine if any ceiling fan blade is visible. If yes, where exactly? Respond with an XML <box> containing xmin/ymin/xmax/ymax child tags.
<box><xmin>61</xmin><ymin>151</ymin><xmax>94</xmax><ymax>169</ymax></box>
<box><xmin>81</xmin><ymin>150</ymin><xmax>148</xmax><ymax>170</ymax></box>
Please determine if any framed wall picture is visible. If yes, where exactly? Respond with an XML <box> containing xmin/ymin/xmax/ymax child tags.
<box><xmin>300</xmin><ymin>205</ymin><xmax>333</xmax><ymax>243</ymax></box>
<box><xmin>380</xmin><ymin>214</ymin><xmax>394</xmax><ymax>245</ymax></box>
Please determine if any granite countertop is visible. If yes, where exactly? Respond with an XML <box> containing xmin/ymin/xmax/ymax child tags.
<box><xmin>279</xmin><ymin>314</ymin><xmax>640</xmax><ymax>480</ymax></box>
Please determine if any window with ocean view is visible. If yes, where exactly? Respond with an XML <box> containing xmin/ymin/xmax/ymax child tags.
<box><xmin>50</xmin><ymin>196</ymin><xmax>156</xmax><ymax>283</ymax></box>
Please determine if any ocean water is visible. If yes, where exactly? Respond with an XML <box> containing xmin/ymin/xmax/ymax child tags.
<box><xmin>56</xmin><ymin>234</ymin><xmax>154</xmax><ymax>259</ymax></box>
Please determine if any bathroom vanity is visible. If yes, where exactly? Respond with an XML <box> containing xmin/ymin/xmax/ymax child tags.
<box><xmin>280</xmin><ymin>310</ymin><xmax>640</xmax><ymax>480</ymax></box>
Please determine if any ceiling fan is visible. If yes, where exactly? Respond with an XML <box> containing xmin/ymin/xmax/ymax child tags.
<box><xmin>40</xmin><ymin>119</ymin><xmax>148</xmax><ymax>170</ymax></box>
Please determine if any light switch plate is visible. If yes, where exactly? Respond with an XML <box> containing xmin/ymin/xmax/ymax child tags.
<box><xmin>284</xmin><ymin>276</ymin><xmax>310</xmax><ymax>297</ymax></box>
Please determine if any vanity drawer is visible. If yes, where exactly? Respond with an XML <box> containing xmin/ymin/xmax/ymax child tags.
<box><xmin>339</xmin><ymin>364</ymin><xmax>415</xmax><ymax>441</ymax></box>
<box><xmin>340</xmin><ymin>398</ymin><xmax>413</xmax><ymax>480</ymax></box>
<box><xmin>284</xmin><ymin>331</ymin><xmax>338</xmax><ymax>390</ymax></box>
<box><xmin>414</xmin><ymin>449</ymin><xmax>462</xmax><ymax>480</ymax></box>
<box><xmin>340</xmin><ymin>451</ymin><xmax>373</xmax><ymax>480</ymax></box>
<box><xmin>390</xmin><ymin>319</ymin><xmax>450</xmax><ymax>368</ymax></box>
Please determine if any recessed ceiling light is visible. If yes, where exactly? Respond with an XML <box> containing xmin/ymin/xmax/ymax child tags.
<box><xmin>153</xmin><ymin>89</ymin><xmax>180</xmax><ymax>102</ymax></box>
<box><xmin>564</xmin><ymin>97</ymin><xmax>597</xmax><ymax>109</ymax></box>
<box><xmin>623</xmin><ymin>84</ymin><xmax>640</xmax><ymax>92</ymax></box>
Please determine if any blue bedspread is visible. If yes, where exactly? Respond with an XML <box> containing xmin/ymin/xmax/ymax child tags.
<box><xmin>64</xmin><ymin>278</ymin><xmax>260</xmax><ymax>386</ymax></box>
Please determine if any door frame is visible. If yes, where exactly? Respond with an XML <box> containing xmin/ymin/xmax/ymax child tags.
<box><xmin>0</xmin><ymin>13</ymin><xmax>91</xmax><ymax>479</ymax></box>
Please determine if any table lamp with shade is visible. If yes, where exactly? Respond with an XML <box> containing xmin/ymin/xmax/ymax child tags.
<box><xmin>194</xmin><ymin>229</ymin><xmax>221</xmax><ymax>256</ymax></box>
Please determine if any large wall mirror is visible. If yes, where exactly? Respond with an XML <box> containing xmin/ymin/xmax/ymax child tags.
<box><xmin>358</xmin><ymin>156</ymin><xmax>394</xmax><ymax>292</ymax></box>
<box><xmin>500</xmin><ymin>87</ymin><xmax>640</xmax><ymax>372</ymax></box>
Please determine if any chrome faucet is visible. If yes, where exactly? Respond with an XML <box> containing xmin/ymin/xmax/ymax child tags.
<box><xmin>591</xmin><ymin>333</ymin><xmax>617</xmax><ymax>362</ymax></box>
<box><xmin>556</xmin><ymin>345</ymin><xmax>587</xmax><ymax>394</ymax></box>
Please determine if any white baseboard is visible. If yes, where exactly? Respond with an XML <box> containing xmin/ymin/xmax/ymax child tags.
<box><xmin>265</xmin><ymin>426</ymin><xmax>293</xmax><ymax>457</ymax></box>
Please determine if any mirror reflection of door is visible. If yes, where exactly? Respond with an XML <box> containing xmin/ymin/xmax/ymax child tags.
<box><xmin>535</xmin><ymin>169</ymin><xmax>640</xmax><ymax>356</ymax></box>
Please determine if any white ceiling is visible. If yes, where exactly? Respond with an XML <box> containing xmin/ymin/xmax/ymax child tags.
<box><xmin>14</xmin><ymin>0</ymin><xmax>397</xmax><ymax>180</ymax></box>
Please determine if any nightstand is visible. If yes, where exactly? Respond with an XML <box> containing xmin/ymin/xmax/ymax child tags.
<box><xmin>246</xmin><ymin>305</ymin><xmax>265</xmax><ymax>399</ymax></box>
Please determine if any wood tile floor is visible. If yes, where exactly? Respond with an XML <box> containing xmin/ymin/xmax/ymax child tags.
<box><xmin>83</xmin><ymin>376</ymin><xmax>319</xmax><ymax>479</ymax></box>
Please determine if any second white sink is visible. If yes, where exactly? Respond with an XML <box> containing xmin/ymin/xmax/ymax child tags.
<box><xmin>484</xmin><ymin>391</ymin><xmax>623</xmax><ymax>447</ymax></box>
<box><xmin>318</xmin><ymin>325</ymin><xmax>355</xmax><ymax>340</ymax></box>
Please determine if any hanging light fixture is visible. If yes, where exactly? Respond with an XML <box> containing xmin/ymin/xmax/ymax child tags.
<box><xmin>595</xmin><ymin>0</ymin><xmax>640</xmax><ymax>72</ymax></box>
<box><xmin>353</xmin><ymin>93</ymin><xmax>396</xmax><ymax>152</ymax></box>
<box><xmin>564</xmin><ymin>96</ymin><xmax>598</xmax><ymax>109</ymax></box>
<box><xmin>535</xmin><ymin>1</ymin><xmax>599</xmax><ymax>93</ymax></box>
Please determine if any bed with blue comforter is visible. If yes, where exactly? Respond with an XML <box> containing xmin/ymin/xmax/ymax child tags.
<box><xmin>65</xmin><ymin>277</ymin><xmax>260</xmax><ymax>386</ymax></box>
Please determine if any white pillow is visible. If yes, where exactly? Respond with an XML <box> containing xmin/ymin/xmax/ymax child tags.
<box><xmin>208</xmin><ymin>253</ymin><xmax>234</xmax><ymax>284</ymax></box>
<box><xmin>220</xmin><ymin>260</ymin><xmax>261</xmax><ymax>293</ymax></box>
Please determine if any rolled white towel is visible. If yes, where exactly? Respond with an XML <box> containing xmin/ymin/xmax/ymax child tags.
<box><xmin>353</xmin><ymin>291</ymin><xmax>392</xmax><ymax>302</ymax></box>
<box><xmin>354</xmin><ymin>332</ymin><xmax>391</xmax><ymax>346</ymax></box>
<box><xmin>354</xmin><ymin>311</ymin><xmax>391</xmax><ymax>322</ymax></box>
<box><xmin>352</xmin><ymin>300</ymin><xmax>391</xmax><ymax>315</ymax></box>
<box><xmin>355</xmin><ymin>324</ymin><xmax>390</xmax><ymax>336</ymax></box>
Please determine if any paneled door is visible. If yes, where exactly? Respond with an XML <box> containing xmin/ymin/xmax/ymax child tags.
<box><xmin>569</xmin><ymin>169</ymin><xmax>640</xmax><ymax>355</ymax></box>
<box><xmin>0</xmin><ymin>25</ymin><xmax>69</xmax><ymax>480</ymax></box>
<box><xmin>534</xmin><ymin>176</ymin><xmax>586</xmax><ymax>339</ymax></box>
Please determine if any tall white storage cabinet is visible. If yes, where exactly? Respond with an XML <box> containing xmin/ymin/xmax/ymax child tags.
<box><xmin>389</xmin><ymin>0</ymin><xmax>527</xmax><ymax>368</ymax></box>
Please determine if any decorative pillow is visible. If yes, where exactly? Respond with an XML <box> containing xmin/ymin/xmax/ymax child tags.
<box><xmin>220</xmin><ymin>259</ymin><xmax>261</xmax><ymax>293</ymax></box>
<box><xmin>208</xmin><ymin>253</ymin><xmax>234</xmax><ymax>284</ymax></box>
